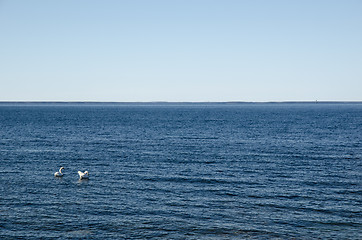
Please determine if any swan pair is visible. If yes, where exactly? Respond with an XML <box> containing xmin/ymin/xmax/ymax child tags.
<box><xmin>54</xmin><ymin>167</ymin><xmax>89</xmax><ymax>179</ymax></box>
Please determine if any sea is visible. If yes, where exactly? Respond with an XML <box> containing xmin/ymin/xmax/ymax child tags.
<box><xmin>0</xmin><ymin>102</ymin><xmax>361</xmax><ymax>239</ymax></box>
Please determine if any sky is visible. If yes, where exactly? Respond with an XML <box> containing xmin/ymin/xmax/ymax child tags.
<box><xmin>0</xmin><ymin>0</ymin><xmax>361</xmax><ymax>102</ymax></box>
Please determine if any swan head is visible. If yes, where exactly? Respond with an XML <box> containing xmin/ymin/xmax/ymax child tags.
<box><xmin>84</xmin><ymin>171</ymin><xmax>89</xmax><ymax>175</ymax></box>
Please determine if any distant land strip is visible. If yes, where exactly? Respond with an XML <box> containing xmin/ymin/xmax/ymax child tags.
<box><xmin>0</xmin><ymin>101</ymin><xmax>361</xmax><ymax>105</ymax></box>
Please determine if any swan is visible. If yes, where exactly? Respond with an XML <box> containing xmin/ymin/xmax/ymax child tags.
<box><xmin>54</xmin><ymin>167</ymin><xmax>64</xmax><ymax>177</ymax></box>
<box><xmin>78</xmin><ymin>170</ymin><xmax>89</xmax><ymax>180</ymax></box>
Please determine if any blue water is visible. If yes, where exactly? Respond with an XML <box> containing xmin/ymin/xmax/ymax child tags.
<box><xmin>0</xmin><ymin>103</ymin><xmax>361</xmax><ymax>239</ymax></box>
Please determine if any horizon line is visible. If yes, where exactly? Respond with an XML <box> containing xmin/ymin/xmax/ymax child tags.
<box><xmin>0</xmin><ymin>101</ymin><xmax>362</xmax><ymax>104</ymax></box>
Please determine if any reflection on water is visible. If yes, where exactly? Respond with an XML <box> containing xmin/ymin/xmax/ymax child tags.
<box><xmin>77</xmin><ymin>179</ymin><xmax>89</xmax><ymax>184</ymax></box>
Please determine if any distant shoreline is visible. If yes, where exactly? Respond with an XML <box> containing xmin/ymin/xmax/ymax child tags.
<box><xmin>0</xmin><ymin>101</ymin><xmax>361</xmax><ymax>105</ymax></box>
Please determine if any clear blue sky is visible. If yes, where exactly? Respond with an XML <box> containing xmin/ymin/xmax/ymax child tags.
<box><xmin>1</xmin><ymin>0</ymin><xmax>361</xmax><ymax>102</ymax></box>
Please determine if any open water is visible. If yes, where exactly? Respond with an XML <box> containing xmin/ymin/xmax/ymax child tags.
<box><xmin>0</xmin><ymin>103</ymin><xmax>361</xmax><ymax>239</ymax></box>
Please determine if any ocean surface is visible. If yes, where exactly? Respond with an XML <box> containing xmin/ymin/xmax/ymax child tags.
<box><xmin>0</xmin><ymin>103</ymin><xmax>361</xmax><ymax>239</ymax></box>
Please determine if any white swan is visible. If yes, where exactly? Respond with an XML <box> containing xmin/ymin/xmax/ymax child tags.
<box><xmin>54</xmin><ymin>167</ymin><xmax>64</xmax><ymax>177</ymax></box>
<box><xmin>78</xmin><ymin>171</ymin><xmax>89</xmax><ymax>180</ymax></box>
